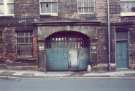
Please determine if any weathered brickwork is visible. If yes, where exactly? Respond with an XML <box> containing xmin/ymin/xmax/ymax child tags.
<box><xmin>109</xmin><ymin>0</ymin><xmax>121</xmax><ymax>22</ymax></box>
<box><xmin>96</xmin><ymin>0</ymin><xmax>107</xmax><ymax>22</ymax></box>
<box><xmin>15</xmin><ymin>0</ymin><xmax>39</xmax><ymax>17</ymax></box>
<box><xmin>0</xmin><ymin>0</ymin><xmax>135</xmax><ymax>71</ymax></box>
<box><xmin>128</xmin><ymin>26</ymin><xmax>135</xmax><ymax>69</ymax></box>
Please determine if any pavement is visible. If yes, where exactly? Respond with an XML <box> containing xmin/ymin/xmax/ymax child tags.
<box><xmin>0</xmin><ymin>69</ymin><xmax>135</xmax><ymax>78</ymax></box>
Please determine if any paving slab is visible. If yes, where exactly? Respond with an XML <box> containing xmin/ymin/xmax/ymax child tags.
<box><xmin>0</xmin><ymin>70</ymin><xmax>135</xmax><ymax>78</ymax></box>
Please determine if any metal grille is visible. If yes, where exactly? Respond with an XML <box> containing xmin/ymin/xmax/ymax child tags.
<box><xmin>77</xmin><ymin>0</ymin><xmax>95</xmax><ymax>14</ymax></box>
<box><xmin>16</xmin><ymin>32</ymin><xmax>33</xmax><ymax>57</ymax></box>
<box><xmin>45</xmin><ymin>31</ymin><xmax>90</xmax><ymax>49</ymax></box>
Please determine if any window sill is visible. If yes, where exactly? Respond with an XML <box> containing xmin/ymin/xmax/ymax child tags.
<box><xmin>120</xmin><ymin>12</ymin><xmax>135</xmax><ymax>16</ymax></box>
<box><xmin>0</xmin><ymin>15</ymin><xmax>15</xmax><ymax>18</ymax></box>
<box><xmin>40</xmin><ymin>13</ymin><xmax>58</xmax><ymax>16</ymax></box>
<box><xmin>78</xmin><ymin>12</ymin><xmax>95</xmax><ymax>15</ymax></box>
<box><xmin>17</xmin><ymin>56</ymin><xmax>33</xmax><ymax>59</ymax></box>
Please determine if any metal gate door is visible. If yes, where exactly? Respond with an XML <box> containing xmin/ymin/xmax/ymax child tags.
<box><xmin>69</xmin><ymin>49</ymin><xmax>78</xmax><ymax>69</ymax></box>
<box><xmin>46</xmin><ymin>48</ymin><xmax>69</xmax><ymax>71</ymax></box>
<box><xmin>116</xmin><ymin>41</ymin><xmax>128</xmax><ymax>68</ymax></box>
<box><xmin>78</xmin><ymin>48</ymin><xmax>89</xmax><ymax>70</ymax></box>
<box><xmin>45</xmin><ymin>31</ymin><xmax>90</xmax><ymax>71</ymax></box>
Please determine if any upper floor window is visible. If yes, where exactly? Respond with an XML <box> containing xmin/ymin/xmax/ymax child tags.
<box><xmin>39</xmin><ymin>0</ymin><xmax>58</xmax><ymax>16</ymax></box>
<box><xmin>77</xmin><ymin>0</ymin><xmax>95</xmax><ymax>14</ymax></box>
<box><xmin>16</xmin><ymin>32</ymin><xmax>33</xmax><ymax>57</ymax></box>
<box><xmin>121</xmin><ymin>0</ymin><xmax>135</xmax><ymax>16</ymax></box>
<box><xmin>0</xmin><ymin>0</ymin><xmax>14</xmax><ymax>16</ymax></box>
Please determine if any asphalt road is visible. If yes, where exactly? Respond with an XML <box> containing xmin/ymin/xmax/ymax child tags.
<box><xmin>0</xmin><ymin>77</ymin><xmax>135</xmax><ymax>91</ymax></box>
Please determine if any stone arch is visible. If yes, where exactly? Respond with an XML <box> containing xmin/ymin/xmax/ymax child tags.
<box><xmin>45</xmin><ymin>31</ymin><xmax>90</xmax><ymax>48</ymax></box>
<box><xmin>43</xmin><ymin>30</ymin><xmax>91</xmax><ymax>40</ymax></box>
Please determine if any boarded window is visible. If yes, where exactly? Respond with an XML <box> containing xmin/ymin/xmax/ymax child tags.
<box><xmin>16</xmin><ymin>32</ymin><xmax>33</xmax><ymax>57</ymax></box>
<box><xmin>77</xmin><ymin>0</ymin><xmax>95</xmax><ymax>14</ymax></box>
<box><xmin>116</xmin><ymin>31</ymin><xmax>128</xmax><ymax>41</ymax></box>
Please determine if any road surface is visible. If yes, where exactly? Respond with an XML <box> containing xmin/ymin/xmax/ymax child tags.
<box><xmin>0</xmin><ymin>77</ymin><xmax>135</xmax><ymax>91</ymax></box>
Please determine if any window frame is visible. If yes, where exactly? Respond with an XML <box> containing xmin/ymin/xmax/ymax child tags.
<box><xmin>0</xmin><ymin>0</ymin><xmax>14</xmax><ymax>16</ymax></box>
<box><xmin>77</xmin><ymin>0</ymin><xmax>95</xmax><ymax>15</ymax></box>
<box><xmin>16</xmin><ymin>32</ymin><xmax>33</xmax><ymax>57</ymax></box>
<box><xmin>39</xmin><ymin>0</ymin><xmax>58</xmax><ymax>16</ymax></box>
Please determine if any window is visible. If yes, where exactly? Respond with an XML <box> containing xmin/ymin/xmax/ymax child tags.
<box><xmin>121</xmin><ymin>0</ymin><xmax>135</xmax><ymax>16</ymax></box>
<box><xmin>39</xmin><ymin>0</ymin><xmax>58</xmax><ymax>16</ymax></box>
<box><xmin>77</xmin><ymin>0</ymin><xmax>95</xmax><ymax>14</ymax></box>
<box><xmin>0</xmin><ymin>0</ymin><xmax>14</xmax><ymax>16</ymax></box>
<box><xmin>16</xmin><ymin>32</ymin><xmax>33</xmax><ymax>57</ymax></box>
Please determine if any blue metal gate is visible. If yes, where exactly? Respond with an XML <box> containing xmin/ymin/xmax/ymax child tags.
<box><xmin>78</xmin><ymin>48</ymin><xmax>89</xmax><ymax>70</ymax></box>
<box><xmin>45</xmin><ymin>31</ymin><xmax>90</xmax><ymax>71</ymax></box>
<box><xmin>46</xmin><ymin>48</ymin><xmax>69</xmax><ymax>71</ymax></box>
<box><xmin>116</xmin><ymin>41</ymin><xmax>128</xmax><ymax>68</ymax></box>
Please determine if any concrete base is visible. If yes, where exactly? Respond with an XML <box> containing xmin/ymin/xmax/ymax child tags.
<box><xmin>91</xmin><ymin>63</ymin><xmax>116</xmax><ymax>72</ymax></box>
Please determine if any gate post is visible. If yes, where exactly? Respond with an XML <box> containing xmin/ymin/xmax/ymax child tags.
<box><xmin>39</xmin><ymin>50</ymin><xmax>47</xmax><ymax>72</ymax></box>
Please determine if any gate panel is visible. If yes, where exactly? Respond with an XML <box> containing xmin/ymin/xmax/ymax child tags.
<box><xmin>78</xmin><ymin>48</ymin><xmax>89</xmax><ymax>70</ymax></box>
<box><xmin>69</xmin><ymin>49</ymin><xmax>78</xmax><ymax>69</ymax></box>
<box><xmin>116</xmin><ymin>41</ymin><xmax>128</xmax><ymax>68</ymax></box>
<box><xmin>46</xmin><ymin>48</ymin><xmax>69</xmax><ymax>71</ymax></box>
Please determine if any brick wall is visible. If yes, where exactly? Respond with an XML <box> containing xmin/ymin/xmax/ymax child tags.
<box><xmin>1</xmin><ymin>0</ymin><xmax>135</xmax><ymax>70</ymax></box>
<box><xmin>15</xmin><ymin>0</ymin><xmax>39</xmax><ymax>17</ymax></box>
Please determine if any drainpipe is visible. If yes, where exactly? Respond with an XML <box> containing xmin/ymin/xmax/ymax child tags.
<box><xmin>107</xmin><ymin>0</ymin><xmax>111</xmax><ymax>71</ymax></box>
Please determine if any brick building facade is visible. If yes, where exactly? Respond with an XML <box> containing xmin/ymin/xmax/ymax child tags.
<box><xmin>0</xmin><ymin>0</ymin><xmax>135</xmax><ymax>71</ymax></box>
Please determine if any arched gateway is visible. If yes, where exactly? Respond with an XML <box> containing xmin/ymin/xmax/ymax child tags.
<box><xmin>45</xmin><ymin>31</ymin><xmax>90</xmax><ymax>71</ymax></box>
